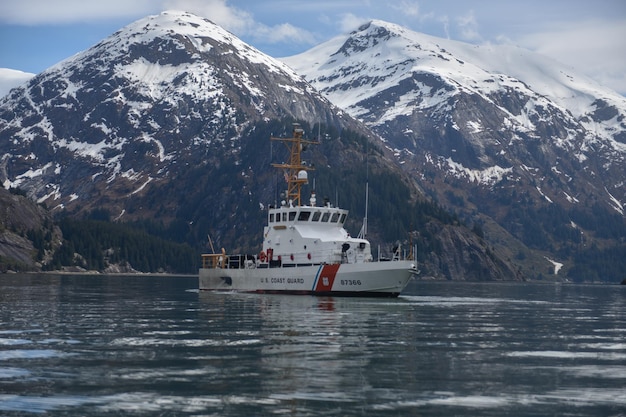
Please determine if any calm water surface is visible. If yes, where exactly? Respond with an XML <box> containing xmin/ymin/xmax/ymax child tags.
<box><xmin>0</xmin><ymin>274</ymin><xmax>624</xmax><ymax>416</ymax></box>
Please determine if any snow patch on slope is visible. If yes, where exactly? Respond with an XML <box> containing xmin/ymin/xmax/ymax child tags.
<box><xmin>444</xmin><ymin>158</ymin><xmax>512</xmax><ymax>185</ymax></box>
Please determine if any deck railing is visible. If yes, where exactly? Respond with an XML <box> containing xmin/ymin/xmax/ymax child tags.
<box><xmin>201</xmin><ymin>254</ymin><xmax>225</xmax><ymax>269</ymax></box>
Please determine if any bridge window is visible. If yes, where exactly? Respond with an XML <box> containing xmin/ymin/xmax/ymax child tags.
<box><xmin>269</xmin><ymin>213</ymin><xmax>275</xmax><ymax>223</ymax></box>
<box><xmin>298</xmin><ymin>211</ymin><xmax>311</xmax><ymax>221</ymax></box>
<box><xmin>340</xmin><ymin>213</ymin><xmax>347</xmax><ymax>224</ymax></box>
<box><xmin>289</xmin><ymin>211</ymin><xmax>296</xmax><ymax>221</ymax></box>
<box><xmin>312</xmin><ymin>211</ymin><xmax>321</xmax><ymax>222</ymax></box>
<box><xmin>321</xmin><ymin>212</ymin><xmax>330</xmax><ymax>222</ymax></box>
<box><xmin>331</xmin><ymin>213</ymin><xmax>339</xmax><ymax>222</ymax></box>
<box><xmin>282</xmin><ymin>212</ymin><xmax>287</xmax><ymax>221</ymax></box>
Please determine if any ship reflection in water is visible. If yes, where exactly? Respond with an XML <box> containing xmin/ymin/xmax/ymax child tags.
<box><xmin>0</xmin><ymin>275</ymin><xmax>625</xmax><ymax>416</ymax></box>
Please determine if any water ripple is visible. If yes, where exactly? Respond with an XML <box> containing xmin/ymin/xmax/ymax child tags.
<box><xmin>1</xmin><ymin>275</ymin><xmax>623</xmax><ymax>416</ymax></box>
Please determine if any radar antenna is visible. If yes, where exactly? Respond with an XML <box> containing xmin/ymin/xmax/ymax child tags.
<box><xmin>271</xmin><ymin>123</ymin><xmax>317</xmax><ymax>207</ymax></box>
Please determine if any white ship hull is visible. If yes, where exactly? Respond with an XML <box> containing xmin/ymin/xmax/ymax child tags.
<box><xmin>199</xmin><ymin>261</ymin><xmax>416</xmax><ymax>297</ymax></box>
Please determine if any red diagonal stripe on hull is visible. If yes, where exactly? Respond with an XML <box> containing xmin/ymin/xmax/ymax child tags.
<box><xmin>315</xmin><ymin>264</ymin><xmax>340</xmax><ymax>292</ymax></box>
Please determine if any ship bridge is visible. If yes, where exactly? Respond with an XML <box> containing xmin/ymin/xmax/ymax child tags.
<box><xmin>263</xmin><ymin>204</ymin><xmax>372</xmax><ymax>265</ymax></box>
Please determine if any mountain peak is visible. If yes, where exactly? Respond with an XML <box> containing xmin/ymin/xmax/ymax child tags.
<box><xmin>284</xmin><ymin>21</ymin><xmax>626</xmax><ymax>281</ymax></box>
<box><xmin>332</xmin><ymin>20</ymin><xmax>404</xmax><ymax>57</ymax></box>
<box><xmin>285</xmin><ymin>21</ymin><xmax>626</xmax><ymax>141</ymax></box>
<box><xmin>353</xmin><ymin>19</ymin><xmax>409</xmax><ymax>36</ymax></box>
<box><xmin>52</xmin><ymin>10</ymin><xmax>295</xmax><ymax>79</ymax></box>
<box><xmin>0</xmin><ymin>11</ymin><xmax>358</xmax><ymax>216</ymax></box>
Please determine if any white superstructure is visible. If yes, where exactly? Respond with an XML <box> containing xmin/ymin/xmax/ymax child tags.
<box><xmin>262</xmin><ymin>198</ymin><xmax>371</xmax><ymax>267</ymax></box>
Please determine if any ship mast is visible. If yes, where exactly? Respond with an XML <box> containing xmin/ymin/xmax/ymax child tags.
<box><xmin>271</xmin><ymin>123</ymin><xmax>317</xmax><ymax>207</ymax></box>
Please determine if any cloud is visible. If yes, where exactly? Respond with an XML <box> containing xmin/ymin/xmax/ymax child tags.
<box><xmin>0</xmin><ymin>0</ymin><xmax>316</xmax><ymax>47</ymax></box>
<box><xmin>338</xmin><ymin>13</ymin><xmax>368</xmax><ymax>33</ymax></box>
<box><xmin>254</xmin><ymin>23</ymin><xmax>316</xmax><ymax>45</ymax></box>
<box><xmin>163</xmin><ymin>0</ymin><xmax>253</xmax><ymax>34</ymax></box>
<box><xmin>391</xmin><ymin>0</ymin><xmax>420</xmax><ymax>18</ymax></box>
<box><xmin>439</xmin><ymin>15</ymin><xmax>450</xmax><ymax>39</ymax></box>
<box><xmin>455</xmin><ymin>10</ymin><xmax>481</xmax><ymax>42</ymax></box>
<box><xmin>0</xmin><ymin>68</ymin><xmax>35</xmax><ymax>97</ymax></box>
<box><xmin>0</xmin><ymin>0</ymin><xmax>158</xmax><ymax>24</ymax></box>
<box><xmin>518</xmin><ymin>19</ymin><xmax>626</xmax><ymax>94</ymax></box>
<box><xmin>165</xmin><ymin>0</ymin><xmax>316</xmax><ymax>46</ymax></box>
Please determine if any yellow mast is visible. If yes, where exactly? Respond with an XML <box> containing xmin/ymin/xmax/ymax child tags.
<box><xmin>271</xmin><ymin>124</ymin><xmax>317</xmax><ymax>207</ymax></box>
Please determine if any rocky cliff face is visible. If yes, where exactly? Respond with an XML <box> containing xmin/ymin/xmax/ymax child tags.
<box><xmin>0</xmin><ymin>187</ymin><xmax>60</xmax><ymax>271</ymax></box>
<box><xmin>422</xmin><ymin>222</ymin><xmax>523</xmax><ymax>281</ymax></box>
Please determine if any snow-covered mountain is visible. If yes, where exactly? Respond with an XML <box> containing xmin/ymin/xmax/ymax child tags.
<box><xmin>0</xmin><ymin>11</ymin><xmax>523</xmax><ymax>279</ymax></box>
<box><xmin>4</xmin><ymin>12</ymin><xmax>622</xmax><ymax>280</ymax></box>
<box><xmin>0</xmin><ymin>68</ymin><xmax>35</xmax><ymax>97</ymax></box>
<box><xmin>0</xmin><ymin>11</ymin><xmax>360</xmax><ymax>214</ymax></box>
<box><xmin>284</xmin><ymin>20</ymin><xmax>626</xmax><ymax>281</ymax></box>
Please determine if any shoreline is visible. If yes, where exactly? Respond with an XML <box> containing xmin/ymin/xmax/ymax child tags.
<box><xmin>25</xmin><ymin>270</ymin><xmax>196</xmax><ymax>278</ymax></box>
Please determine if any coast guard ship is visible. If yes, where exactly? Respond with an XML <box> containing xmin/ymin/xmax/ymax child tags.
<box><xmin>199</xmin><ymin>124</ymin><xmax>418</xmax><ymax>296</ymax></box>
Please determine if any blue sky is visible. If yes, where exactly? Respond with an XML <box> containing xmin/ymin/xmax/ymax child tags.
<box><xmin>1</xmin><ymin>0</ymin><xmax>625</xmax><ymax>93</ymax></box>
